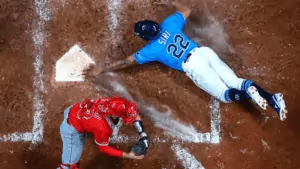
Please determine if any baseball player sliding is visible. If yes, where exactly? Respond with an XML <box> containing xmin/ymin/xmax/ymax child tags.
<box><xmin>57</xmin><ymin>97</ymin><xmax>149</xmax><ymax>169</ymax></box>
<box><xmin>85</xmin><ymin>1</ymin><xmax>287</xmax><ymax>121</ymax></box>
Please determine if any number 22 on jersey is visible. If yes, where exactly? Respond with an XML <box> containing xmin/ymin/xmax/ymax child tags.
<box><xmin>167</xmin><ymin>34</ymin><xmax>190</xmax><ymax>59</ymax></box>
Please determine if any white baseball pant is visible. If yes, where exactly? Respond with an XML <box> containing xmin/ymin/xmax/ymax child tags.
<box><xmin>182</xmin><ymin>47</ymin><xmax>244</xmax><ymax>103</ymax></box>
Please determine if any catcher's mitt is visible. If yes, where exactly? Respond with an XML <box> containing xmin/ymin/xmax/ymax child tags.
<box><xmin>131</xmin><ymin>137</ymin><xmax>149</xmax><ymax>156</ymax></box>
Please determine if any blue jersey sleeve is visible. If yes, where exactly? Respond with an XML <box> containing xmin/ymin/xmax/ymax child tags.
<box><xmin>133</xmin><ymin>46</ymin><xmax>156</xmax><ymax>64</ymax></box>
<box><xmin>162</xmin><ymin>12</ymin><xmax>186</xmax><ymax>30</ymax></box>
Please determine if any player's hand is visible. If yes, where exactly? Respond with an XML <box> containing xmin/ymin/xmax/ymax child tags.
<box><xmin>81</xmin><ymin>64</ymin><xmax>102</xmax><ymax>80</ymax></box>
<box><xmin>123</xmin><ymin>151</ymin><xmax>144</xmax><ymax>160</ymax></box>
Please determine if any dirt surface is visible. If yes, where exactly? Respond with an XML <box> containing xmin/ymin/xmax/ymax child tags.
<box><xmin>1</xmin><ymin>0</ymin><xmax>300</xmax><ymax>169</ymax></box>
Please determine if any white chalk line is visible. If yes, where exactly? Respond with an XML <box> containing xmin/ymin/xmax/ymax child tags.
<box><xmin>110</xmin><ymin>134</ymin><xmax>210</xmax><ymax>144</ymax></box>
<box><xmin>0</xmin><ymin>133</ymin><xmax>33</xmax><ymax>142</ymax></box>
<box><xmin>106</xmin><ymin>0</ymin><xmax>124</xmax><ymax>136</ymax></box>
<box><xmin>210</xmin><ymin>98</ymin><xmax>221</xmax><ymax>144</ymax></box>
<box><xmin>107</xmin><ymin>0</ymin><xmax>122</xmax><ymax>40</ymax></box>
<box><xmin>32</xmin><ymin>10</ymin><xmax>48</xmax><ymax>143</ymax></box>
<box><xmin>141</xmin><ymin>106</ymin><xmax>212</xmax><ymax>143</ymax></box>
<box><xmin>171</xmin><ymin>144</ymin><xmax>205</xmax><ymax>169</ymax></box>
<box><xmin>0</xmin><ymin>0</ymin><xmax>49</xmax><ymax>143</ymax></box>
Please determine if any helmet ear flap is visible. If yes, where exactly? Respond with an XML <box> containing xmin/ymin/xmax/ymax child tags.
<box><xmin>123</xmin><ymin>101</ymin><xmax>138</xmax><ymax>124</ymax></box>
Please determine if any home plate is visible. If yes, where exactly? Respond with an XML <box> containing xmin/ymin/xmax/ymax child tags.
<box><xmin>55</xmin><ymin>44</ymin><xmax>95</xmax><ymax>82</ymax></box>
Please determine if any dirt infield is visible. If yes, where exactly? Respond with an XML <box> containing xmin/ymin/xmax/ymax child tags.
<box><xmin>1</xmin><ymin>0</ymin><xmax>300</xmax><ymax>168</ymax></box>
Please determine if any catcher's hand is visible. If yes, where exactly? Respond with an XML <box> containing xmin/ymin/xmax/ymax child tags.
<box><xmin>131</xmin><ymin>137</ymin><xmax>149</xmax><ymax>156</ymax></box>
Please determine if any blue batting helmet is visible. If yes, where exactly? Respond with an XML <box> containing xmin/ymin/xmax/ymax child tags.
<box><xmin>134</xmin><ymin>20</ymin><xmax>161</xmax><ymax>41</ymax></box>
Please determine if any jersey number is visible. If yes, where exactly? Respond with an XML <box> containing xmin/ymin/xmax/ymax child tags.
<box><xmin>167</xmin><ymin>35</ymin><xmax>190</xmax><ymax>58</ymax></box>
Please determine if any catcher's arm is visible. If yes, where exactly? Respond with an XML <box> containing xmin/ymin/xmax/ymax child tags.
<box><xmin>97</xmin><ymin>145</ymin><xmax>144</xmax><ymax>159</ymax></box>
<box><xmin>131</xmin><ymin>115</ymin><xmax>150</xmax><ymax>155</ymax></box>
<box><xmin>95</xmin><ymin>131</ymin><xmax>144</xmax><ymax>160</ymax></box>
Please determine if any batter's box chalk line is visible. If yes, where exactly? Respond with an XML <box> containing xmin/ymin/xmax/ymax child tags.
<box><xmin>172</xmin><ymin>144</ymin><xmax>205</xmax><ymax>169</ymax></box>
<box><xmin>0</xmin><ymin>0</ymin><xmax>49</xmax><ymax>144</ymax></box>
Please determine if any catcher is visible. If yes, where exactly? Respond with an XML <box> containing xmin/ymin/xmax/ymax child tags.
<box><xmin>57</xmin><ymin>97</ymin><xmax>149</xmax><ymax>169</ymax></box>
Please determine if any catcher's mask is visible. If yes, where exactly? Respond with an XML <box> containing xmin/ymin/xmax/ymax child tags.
<box><xmin>101</xmin><ymin>97</ymin><xmax>138</xmax><ymax>124</ymax></box>
<box><xmin>134</xmin><ymin>20</ymin><xmax>161</xmax><ymax>41</ymax></box>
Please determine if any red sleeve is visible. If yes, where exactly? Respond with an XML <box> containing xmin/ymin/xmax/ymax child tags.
<box><xmin>98</xmin><ymin>145</ymin><xmax>123</xmax><ymax>158</ymax></box>
<box><xmin>93</xmin><ymin>130</ymin><xmax>123</xmax><ymax>157</ymax></box>
<box><xmin>94</xmin><ymin>130</ymin><xmax>110</xmax><ymax>146</ymax></box>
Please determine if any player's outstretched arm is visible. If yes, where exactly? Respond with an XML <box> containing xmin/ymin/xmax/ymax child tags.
<box><xmin>172</xmin><ymin>1</ymin><xmax>191</xmax><ymax>19</ymax></box>
<box><xmin>101</xmin><ymin>55</ymin><xmax>137</xmax><ymax>73</ymax></box>
<box><xmin>82</xmin><ymin>55</ymin><xmax>137</xmax><ymax>78</ymax></box>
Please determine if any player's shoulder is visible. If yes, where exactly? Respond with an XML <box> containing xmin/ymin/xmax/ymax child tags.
<box><xmin>162</xmin><ymin>12</ymin><xmax>185</xmax><ymax>26</ymax></box>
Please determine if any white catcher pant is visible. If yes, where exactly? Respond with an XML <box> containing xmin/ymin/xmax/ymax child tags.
<box><xmin>182</xmin><ymin>47</ymin><xmax>244</xmax><ymax>103</ymax></box>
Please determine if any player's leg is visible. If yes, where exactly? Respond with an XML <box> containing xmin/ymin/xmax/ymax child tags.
<box><xmin>199</xmin><ymin>46</ymin><xmax>270</xmax><ymax>99</ymax></box>
<box><xmin>182</xmin><ymin>52</ymin><xmax>249</xmax><ymax>103</ymax></box>
<box><xmin>198</xmin><ymin>47</ymin><xmax>287</xmax><ymax>120</ymax></box>
<box><xmin>196</xmin><ymin>47</ymin><xmax>268</xmax><ymax>109</ymax></box>
<box><xmin>202</xmin><ymin>46</ymin><xmax>287</xmax><ymax>119</ymax></box>
<box><xmin>194</xmin><ymin>47</ymin><xmax>244</xmax><ymax>90</ymax></box>
<box><xmin>58</xmin><ymin>107</ymin><xmax>85</xmax><ymax>169</ymax></box>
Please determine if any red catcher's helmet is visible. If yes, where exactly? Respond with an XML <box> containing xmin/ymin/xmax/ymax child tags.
<box><xmin>96</xmin><ymin>97</ymin><xmax>138</xmax><ymax>124</ymax></box>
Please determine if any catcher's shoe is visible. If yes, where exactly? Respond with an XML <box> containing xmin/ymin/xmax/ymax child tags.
<box><xmin>58</xmin><ymin>164</ymin><xmax>69</xmax><ymax>169</ymax></box>
<box><xmin>271</xmin><ymin>93</ymin><xmax>288</xmax><ymax>121</ymax></box>
<box><xmin>247</xmin><ymin>86</ymin><xmax>268</xmax><ymax>110</ymax></box>
<box><xmin>58</xmin><ymin>163</ymin><xmax>80</xmax><ymax>169</ymax></box>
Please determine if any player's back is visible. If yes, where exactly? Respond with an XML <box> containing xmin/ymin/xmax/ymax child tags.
<box><xmin>68</xmin><ymin>101</ymin><xmax>114</xmax><ymax>135</ymax></box>
<box><xmin>152</xmin><ymin>27</ymin><xmax>198</xmax><ymax>70</ymax></box>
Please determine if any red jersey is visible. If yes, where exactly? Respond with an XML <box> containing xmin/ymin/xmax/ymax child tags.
<box><xmin>68</xmin><ymin>101</ymin><xmax>115</xmax><ymax>146</ymax></box>
<box><xmin>67</xmin><ymin>98</ymin><xmax>132</xmax><ymax>157</ymax></box>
